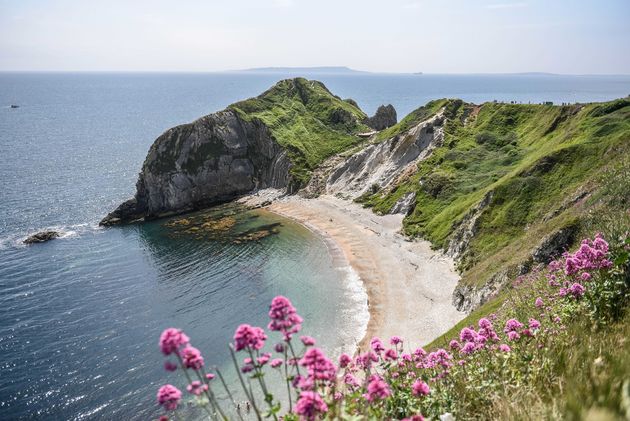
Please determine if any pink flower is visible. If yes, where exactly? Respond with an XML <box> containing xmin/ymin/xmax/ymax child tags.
<box><xmin>344</xmin><ymin>373</ymin><xmax>360</xmax><ymax>388</ymax></box>
<box><xmin>300</xmin><ymin>348</ymin><xmax>337</xmax><ymax>382</ymax></box>
<box><xmin>157</xmin><ymin>384</ymin><xmax>182</xmax><ymax>411</ymax></box>
<box><xmin>370</xmin><ymin>337</ymin><xmax>385</xmax><ymax>353</ymax></box>
<box><xmin>412</xmin><ymin>379</ymin><xmax>430</xmax><ymax>396</ymax></box>
<box><xmin>181</xmin><ymin>345</ymin><xmax>204</xmax><ymax>370</ymax></box>
<box><xmin>499</xmin><ymin>344</ymin><xmax>511</xmax><ymax>352</ymax></box>
<box><xmin>365</xmin><ymin>375</ymin><xmax>391</xmax><ymax>401</ymax></box>
<box><xmin>159</xmin><ymin>328</ymin><xmax>189</xmax><ymax>356</ymax></box>
<box><xmin>274</xmin><ymin>343</ymin><xmax>285</xmax><ymax>353</ymax></box>
<box><xmin>241</xmin><ymin>364</ymin><xmax>254</xmax><ymax>373</ymax></box>
<box><xmin>270</xmin><ymin>358</ymin><xmax>283</xmax><ymax>368</ymax></box>
<box><xmin>338</xmin><ymin>353</ymin><xmax>352</xmax><ymax>368</ymax></box>
<box><xmin>581</xmin><ymin>272</ymin><xmax>592</xmax><ymax>281</ymax></box>
<box><xmin>507</xmin><ymin>331</ymin><xmax>520</xmax><ymax>341</ymax></box>
<box><xmin>460</xmin><ymin>341</ymin><xmax>476</xmax><ymax>355</ymax></box>
<box><xmin>535</xmin><ymin>297</ymin><xmax>544</xmax><ymax>308</ymax></box>
<box><xmin>233</xmin><ymin>324</ymin><xmax>267</xmax><ymax>352</ymax></box>
<box><xmin>402</xmin><ymin>415</ymin><xmax>425</xmax><ymax>421</ymax></box>
<box><xmin>205</xmin><ymin>373</ymin><xmax>215</xmax><ymax>380</ymax></box>
<box><xmin>478</xmin><ymin>318</ymin><xmax>493</xmax><ymax>330</ymax></box>
<box><xmin>504</xmin><ymin>319</ymin><xmax>524</xmax><ymax>333</ymax></box>
<box><xmin>528</xmin><ymin>318</ymin><xmax>541</xmax><ymax>330</ymax></box>
<box><xmin>569</xmin><ymin>282</ymin><xmax>585</xmax><ymax>298</ymax></box>
<box><xmin>186</xmin><ymin>380</ymin><xmax>208</xmax><ymax>396</ymax></box>
<box><xmin>459</xmin><ymin>327</ymin><xmax>477</xmax><ymax>342</ymax></box>
<box><xmin>164</xmin><ymin>361</ymin><xmax>177</xmax><ymax>372</ymax></box>
<box><xmin>295</xmin><ymin>391</ymin><xmax>328</xmax><ymax>421</ymax></box>
<box><xmin>257</xmin><ymin>352</ymin><xmax>271</xmax><ymax>366</ymax></box>
<box><xmin>449</xmin><ymin>340</ymin><xmax>460</xmax><ymax>350</ymax></box>
<box><xmin>384</xmin><ymin>348</ymin><xmax>398</xmax><ymax>361</ymax></box>
<box><xmin>268</xmin><ymin>296</ymin><xmax>303</xmax><ymax>340</ymax></box>
<box><xmin>390</xmin><ymin>336</ymin><xmax>403</xmax><ymax>345</ymax></box>
<box><xmin>300</xmin><ymin>336</ymin><xmax>316</xmax><ymax>346</ymax></box>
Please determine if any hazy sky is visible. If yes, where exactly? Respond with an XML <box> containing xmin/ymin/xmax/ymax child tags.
<box><xmin>1</xmin><ymin>0</ymin><xmax>628</xmax><ymax>74</ymax></box>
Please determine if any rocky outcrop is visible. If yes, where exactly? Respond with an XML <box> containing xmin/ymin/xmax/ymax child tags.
<box><xmin>390</xmin><ymin>192</ymin><xmax>417</xmax><ymax>215</ymax></box>
<box><xmin>24</xmin><ymin>231</ymin><xmax>60</xmax><ymax>244</ymax></box>
<box><xmin>446</xmin><ymin>191</ymin><xmax>494</xmax><ymax>259</ymax></box>
<box><xmin>325</xmin><ymin>111</ymin><xmax>445</xmax><ymax>199</ymax></box>
<box><xmin>363</xmin><ymin>105</ymin><xmax>397</xmax><ymax>130</ymax></box>
<box><xmin>101</xmin><ymin>110</ymin><xmax>292</xmax><ymax>225</ymax></box>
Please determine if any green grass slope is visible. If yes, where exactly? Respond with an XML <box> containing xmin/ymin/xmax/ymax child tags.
<box><xmin>230</xmin><ymin>78</ymin><xmax>370</xmax><ymax>186</ymax></box>
<box><xmin>359</xmin><ymin>97</ymin><xmax>630</xmax><ymax>290</ymax></box>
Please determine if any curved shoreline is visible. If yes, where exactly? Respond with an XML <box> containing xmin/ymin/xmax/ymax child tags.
<box><xmin>264</xmin><ymin>195</ymin><xmax>465</xmax><ymax>352</ymax></box>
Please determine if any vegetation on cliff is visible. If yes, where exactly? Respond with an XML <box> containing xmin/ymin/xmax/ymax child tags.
<box><xmin>230</xmin><ymin>78</ymin><xmax>370</xmax><ymax>185</ymax></box>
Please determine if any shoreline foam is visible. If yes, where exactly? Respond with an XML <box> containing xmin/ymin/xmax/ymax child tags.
<box><xmin>266</xmin><ymin>194</ymin><xmax>465</xmax><ymax>352</ymax></box>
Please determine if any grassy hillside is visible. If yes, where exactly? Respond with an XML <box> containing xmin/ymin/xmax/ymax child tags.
<box><xmin>359</xmin><ymin>97</ymin><xmax>630</xmax><ymax>290</ymax></box>
<box><xmin>230</xmin><ymin>78</ymin><xmax>370</xmax><ymax>185</ymax></box>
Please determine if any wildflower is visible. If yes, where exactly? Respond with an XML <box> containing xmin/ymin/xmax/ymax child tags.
<box><xmin>295</xmin><ymin>391</ymin><xmax>328</xmax><ymax>421</ymax></box>
<box><xmin>241</xmin><ymin>364</ymin><xmax>254</xmax><ymax>373</ymax></box>
<box><xmin>449</xmin><ymin>340</ymin><xmax>460</xmax><ymax>350</ymax></box>
<box><xmin>535</xmin><ymin>297</ymin><xmax>544</xmax><ymax>308</ymax></box>
<box><xmin>333</xmin><ymin>391</ymin><xmax>343</xmax><ymax>400</ymax></box>
<box><xmin>499</xmin><ymin>344</ymin><xmax>511</xmax><ymax>352</ymax></box>
<box><xmin>268</xmin><ymin>296</ymin><xmax>303</xmax><ymax>340</ymax></box>
<box><xmin>390</xmin><ymin>336</ymin><xmax>403</xmax><ymax>346</ymax></box>
<box><xmin>274</xmin><ymin>343</ymin><xmax>285</xmax><ymax>353</ymax></box>
<box><xmin>257</xmin><ymin>352</ymin><xmax>271</xmax><ymax>366</ymax></box>
<box><xmin>478</xmin><ymin>318</ymin><xmax>493</xmax><ymax>330</ymax></box>
<box><xmin>460</xmin><ymin>342</ymin><xmax>476</xmax><ymax>355</ymax></box>
<box><xmin>412</xmin><ymin>379</ymin><xmax>430</xmax><ymax>396</ymax></box>
<box><xmin>343</xmin><ymin>373</ymin><xmax>360</xmax><ymax>388</ymax></box>
<box><xmin>338</xmin><ymin>353</ymin><xmax>352</xmax><ymax>368</ymax></box>
<box><xmin>459</xmin><ymin>327</ymin><xmax>477</xmax><ymax>342</ymax></box>
<box><xmin>159</xmin><ymin>328</ymin><xmax>189</xmax><ymax>356</ymax></box>
<box><xmin>186</xmin><ymin>380</ymin><xmax>208</xmax><ymax>396</ymax></box>
<box><xmin>164</xmin><ymin>361</ymin><xmax>177</xmax><ymax>372</ymax></box>
<box><xmin>504</xmin><ymin>319</ymin><xmax>524</xmax><ymax>333</ymax></box>
<box><xmin>507</xmin><ymin>331</ymin><xmax>520</xmax><ymax>341</ymax></box>
<box><xmin>413</xmin><ymin>347</ymin><xmax>427</xmax><ymax>358</ymax></box>
<box><xmin>300</xmin><ymin>336</ymin><xmax>316</xmax><ymax>346</ymax></box>
<box><xmin>157</xmin><ymin>384</ymin><xmax>182</xmax><ymax>411</ymax></box>
<box><xmin>528</xmin><ymin>318</ymin><xmax>541</xmax><ymax>330</ymax></box>
<box><xmin>365</xmin><ymin>375</ymin><xmax>391</xmax><ymax>401</ymax></box>
<box><xmin>159</xmin><ymin>416</ymin><xmax>169</xmax><ymax>421</ymax></box>
<box><xmin>233</xmin><ymin>324</ymin><xmax>267</xmax><ymax>352</ymax></box>
<box><xmin>300</xmin><ymin>348</ymin><xmax>337</xmax><ymax>382</ymax></box>
<box><xmin>401</xmin><ymin>353</ymin><xmax>413</xmax><ymax>362</ymax></box>
<box><xmin>569</xmin><ymin>282</ymin><xmax>585</xmax><ymax>298</ymax></box>
<box><xmin>384</xmin><ymin>348</ymin><xmax>398</xmax><ymax>361</ymax></box>
<box><xmin>270</xmin><ymin>358</ymin><xmax>283</xmax><ymax>368</ymax></box>
<box><xmin>181</xmin><ymin>345</ymin><xmax>204</xmax><ymax>370</ymax></box>
<box><xmin>558</xmin><ymin>287</ymin><xmax>568</xmax><ymax>297</ymax></box>
<box><xmin>581</xmin><ymin>272</ymin><xmax>592</xmax><ymax>281</ymax></box>
<box><xmin>522</xmin><ymin>328</ymin><xmax>533</xmax><ymax>337</ymax></box>
<box><xmin>205</xmin><ymin>373</ymin><xmax>215</xmax><ymax>380</ymax></box>
<box><xmin>402</xmin><ymin>415</ymin><xmax>425</xmax><ymax>421</ymax></box>
<box><xmin>370</xmin><ymin>337</ymin><xmax>385</xmax><ymax>353</ymax></box>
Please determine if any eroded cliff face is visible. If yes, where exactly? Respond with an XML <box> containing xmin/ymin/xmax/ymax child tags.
<box><xmin>324</xmin><ymin>111</ymin><xmax>445</xmax><ymax>200</ymax></box>
<box><xmin>100</xmin><ymin>110</ymin><xmax>291</xmax><ymax>225</ymax></box>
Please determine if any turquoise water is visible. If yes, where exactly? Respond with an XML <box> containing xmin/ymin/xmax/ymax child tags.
<box><xmin>1</xmin><ymin>72</ymin><xmax>630</xmax><ymax>419</ymax></box>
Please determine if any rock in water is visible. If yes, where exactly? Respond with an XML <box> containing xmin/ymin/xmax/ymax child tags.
<box><xmin>363</xmin><ymin>104</ymin><xmax>397</xmax><ymax>130</ymax></box>
<box><xmin>24</xmin><ymin>231</ymin><xmax>60</xmax><ymax>244</ymax></box>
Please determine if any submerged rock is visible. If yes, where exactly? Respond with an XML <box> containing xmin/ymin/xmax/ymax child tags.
<box><xmin>363</xmin><ymin>104</ymin><xmax>397</xmax><ymax>130</ymax></box>
<box><xmin>24</xmin><ymin>231</ymin><xmax>60</xmax><ymax>244</ymax></box>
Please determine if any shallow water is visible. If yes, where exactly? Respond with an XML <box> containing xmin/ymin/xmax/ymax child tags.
<box><xmin>1</xmin><ymin>71</ymin><xmax>629</xmax><ymax>419</ymax></box>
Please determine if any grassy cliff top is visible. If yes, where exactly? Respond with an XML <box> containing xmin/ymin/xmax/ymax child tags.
<box><xmin>230</xmin><ymin>78</ymin><xmax>370</xmax><ymax>185</ymax></box>
<box><xmin>359</xmin><ymin>97</ymin><xmax>630</xmax><ymax>290</ymax></box>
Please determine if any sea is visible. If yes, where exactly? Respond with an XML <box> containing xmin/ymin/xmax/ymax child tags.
<box><xmin>1</xmin><ymin>71</ymin><xmax>629</xmax><ymax>420</ymax></box>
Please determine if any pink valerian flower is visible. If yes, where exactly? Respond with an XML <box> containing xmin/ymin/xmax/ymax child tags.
<box><xmin>499</xmin><ymin>344</ymin><xmax>511</xmax><ymax>352</ymax></box>
<box><xmin>205</xmin><ymin>373</ymin><xmax>215</xmax><ymax>380</ymax></box>
<box><xmin>257</xmin><ymin>352</ymin><xmax>271</xmax><ymax>366</ymax></box>
<box><xmin>535</xmin><ymin>297</ymin><xmax>544</xmax><ymax>308</ymax></box>
<box><xmin>413</xmin><ymin>347</ymin><xmax>427</xmax><ymax>358</ymax></box>
<box><xmin>293</xmin><ymin>375</ymin><xmax>314</xmax><ymax>391</ymax></box>
<box><xmin>459</xmin><ymin>327</ymin><xmax>477</xmax><ymax>342</ymax></box>
<box><xmin>159</xmin><ymin>328</ymin><xmax>189</xmax><ymax>356</ymax></box>
<box><xmin>338</xmin><ymin>353</ymin><xmax>352</xmax><ymax>368</ymax></box>
<box><xmin>181</xmin><ymin>345</ymin><xmax>204</xmax><ymax>370</ymax></box>
<box><xmin>164</xmin><ymin>361</ymin><xmax>177</xmax><ymax>372</ymax></box>
<box><xmin>449</xmin><ymin>339</ymin><xmax>460</xmax><ymax>350</ymax></box>
<box><xmin>356</xmin><ymin>351</ymin><xmax>379</xmax><ymax>369</ymax></box>
<box><xmin>460</xmin><ymin>341</ymin><xmax>476</xmax><ymax>355</ymax></box>
<box><xmin>157</xmin><ymin>384</ymin><xmax>182</xmax><ymax>411</ymax></box>
<box><xmin>507</xmin><ymin>331</ymin><xmax>520</xmax><ymax>341</ymax></box>
<box><xmin>295</xmin><ymin>391</ymin><xmax>328</xmax><ymax>421</ymax></box>
<box><xmin>401</xmin><ymin>353</ymin><xmax>413</xmax><ymax>363</ymax></box>
<box><xmin>504</xmin><ymin>319</ymin><xmax>524</xmax><ymax>333</ymax></box>
<box><xmin>364</xmin><ymin>374</ymin><xmax>391</xmax><ymax>401</ymax></box>
<box><xmin>581</xmin><ymin>272</ymin><xmax>592</xmax><ymax>281</ymax></box>
<box><xmin>274</xmin><ymin>343</ymin><xmax>285</xmax><ymax>353</ymax></box>
<box><xmin>300</xmin><ymin>336</ymin><xmax>316</xmax><ymax>346</ymax></box>
<box><xmin>390</xmin><ymin>336</ymin><xmax>403</xmax><ymax>346</ymax></box>
<box><xmin>300</xmin><ymin>348</ymin><xmax>337</xmax><ymax>382</ymax></box>
<box><xmin>569</xmin><ymin>282</ymin><xmax>586</xmax><ymax>298</ymax></box>
<box><xmin>528</xmin><ymin>318</ymin><xmax>541</xmax><ymax>330</ymax></box>
<box><xmin>343</xmin><ymin>373</ymin><xmax>360</xmax><ymax>389</ymax></box>
<box><xmin>370</xmin><ymin>337</ymin><xmax>385</xmax><ymax>353</ymax></box>
<box><xmin>233</xmin><ymin>324</ymin><xmax>267</xmax><ymax>351</ymax></box>
<box><xmin>558</xmin><ymin>288</ymin><xmax>568</xmax><ymax>297</ymax></box>
<box><xmin>268</xmin><ymin>296</ymin><xmax>303</xmax><ymax>340</ymax></box>
<box><xmin>270</xmin><ymin>358</ymin><xmax>283</xmax><ymax>368</ymax></box>
<box><xmin>186</xmin><ymin>380</ymin><xmax>208</xmax><ymax>396</ymax></box>
<box><xmin>412</xmin><ymin>379</ymin><xmax>430</xmax><ymax>396</ymax></box>
<box><xmin>384</xmin><ymin>348</ymin><xmax>398</xmax><ymax>361</ymax></box>
<box><xmin>425</xmin><ymin>349</ymin><xmax>452</xmax><ymax>369</ymax></box>
<box><xmin>241</xmin><ymin>364</ymin><xmax>254</xmax><ymax>373</ymax></box>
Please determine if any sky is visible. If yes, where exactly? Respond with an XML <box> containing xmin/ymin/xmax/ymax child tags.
<box><xmin>0</xmin><ymin>0</ymin><xmax>628</xmax><ymax>74</ymax></box>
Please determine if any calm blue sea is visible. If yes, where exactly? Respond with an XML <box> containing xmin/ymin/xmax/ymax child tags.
<box><xmin>1</xmin><ymin>71</ymin><xmax>629</xmax><ymax>420</ymax></box>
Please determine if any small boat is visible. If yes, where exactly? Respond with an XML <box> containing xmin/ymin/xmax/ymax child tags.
<box><xmin>10</xmin><ymin>104</ymin><xmax>19</xmax><ymax>108</ymax></box>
